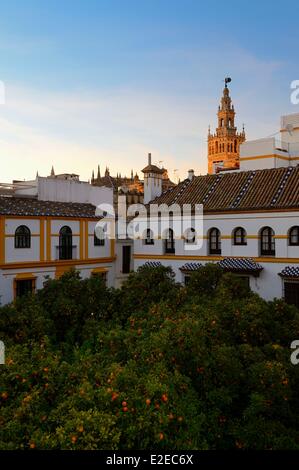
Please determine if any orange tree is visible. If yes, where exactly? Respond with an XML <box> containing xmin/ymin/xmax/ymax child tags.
<box><xmin>1</xmin><ymin>265</ymin><xmax>299</xmax><ymax>450</ymax></box>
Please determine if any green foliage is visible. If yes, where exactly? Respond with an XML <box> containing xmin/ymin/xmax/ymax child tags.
<box><xmin>1</xmin><ymin>265</ymin><xmax>299</xmax><ymax>450</ymax></box>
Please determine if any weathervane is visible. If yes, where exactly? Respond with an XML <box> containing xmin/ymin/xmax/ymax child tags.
<box><xmin>224</xmin><ymin>77</ymin><xmax>232</xmax><ymax>87</ymax></box>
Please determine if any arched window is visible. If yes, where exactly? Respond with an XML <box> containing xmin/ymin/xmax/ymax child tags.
<box><xmin>220</xmin><ymin>118</ymin><xmax>224</xmax><ymax>127</ymax></box>
<box><xmin>144</xmin><ymin>228</ymin><xmax>154</xmax><ymax>245</ymax></box>
<box><xmin>209</xmin><ymin>228</ymin><xmax>221</xmax><ymax>255</ymax></box>
<box><xmin>260</xmin><ymin>227</ymin><xmax>275</xmax><ymax>256</ymax></box>
<box><xmin>15</xmin><ymin>225</ymin><xmax>31</xmax><ymax>249</ymax></box>
<box><xmin>164</xmin><ymin>228</ymin><xmax>175</xmax><ymax>254</ymax></box>
<box><xmin>94</xmin><ymin>226</ymin><xmax>105</xmax><ymax>246</ymax></box>
<box><xmin>184</xmin><ymin>228</ymin><xmax>196</xmax><ymax>244</ymax></box>
<box><xmin>59</xmin><ymin>226</ymin><xmax>73</xmax><ymax>260</ymax></box>
<box><xmin>215</xmin><ymin>141</ymin><xmax>218</xmax><ymax>153</ymax></box>
<box><xmin>233</xmin><ymin>227</ymin><xmax>247</xmax><ymax>246</ymax></box>
<box><xmin>289</xmin><ymin>226</ymin><xmax>299</xmax><ymax>246</ymax></box>
<box><xmin>234</xmin><ymin>139</ymin><xmax>237</xmax><ymax>153</ymax></box>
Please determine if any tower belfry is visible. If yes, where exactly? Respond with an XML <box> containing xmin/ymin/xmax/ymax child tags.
<box><xmin>207</xmin><ymin>78</ymin><xmax>245</xmax><ymax>174</ymax></box>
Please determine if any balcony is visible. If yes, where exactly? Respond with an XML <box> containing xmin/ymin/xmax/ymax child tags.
<box><xmin>55</xmin><ymin>245</ymin><xmax>77</xmax><ymax>260</ymax></box>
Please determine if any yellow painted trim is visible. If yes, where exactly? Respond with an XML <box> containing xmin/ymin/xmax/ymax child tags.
<box><xmin>55</xmin><ymin>265</ymin><xmax>70</xmax><ymax>279</ymax></box>
<box><xmin>280</xmin><ymin>126</ymin><xmax>299</xmax><ymax>132</ymax></box>
<box><xmin>110</xmin><ymin>239</ymin><xmax>115</xmax><ymax>258</ymax></box>
<box><xmin>0</xmin><ymin>217</ymin><xmax>5</xmax><ymax>264</ymax></box>
<box><xmin>4</xmin><ymin>215</ymin><xmax>101</xmax><ymax>221</ymax></box>
<box><xmin>274</xmin><ymin>235</ymin><xmax>288</xmax><ymax>239</ymax></box>
<box><xmin>40</xmin><ymin>219</ymin><xmax>45</xmax><ymax>261</ymax></box>
<box><xmin>46</xmin><ymin>219</ymin><xmax>51</xmax><ymax>261</ymax></box>
<box><xmin>134</xmin><ymin>254</ymin><xmax>223</xmax><ymax>261</ymax></box>
<box><xmin>240</xmin><ymin>154</ymin><xmax>299</xmax><ymax>162</ymax></box>
<box><xmin>133</xmin><ymin>254</ymin><xmax>299</xmax><ymax>264</ymax></box>
<box><xmin>0</xmin><ymin>256</ymin><xmax>116</xmax><ymax>270</ymax></box>
<box><xmin>204</xmin><ymin>208</ymin><xmax>299</xmax><ymax>215</ymax></box>
<box><xmin>80</xmin><ymin>221</ymin><xmax>84</xmax><ymax>260</ymax></box>
<box><xmin>85</xmin><ymin>221</ymin><xmax>89</xmax><ymax>259</ymax></box>
<box><xmin>92</xmin><ymin>267</ymin><xmax>109</xmax><ymax>273</ymax></box>
<box><xmin>15</xmin><ymin>272</ymin><xmax>37</xmax><ymax>280</ymax></box>
<box><xmin>239</xmin><ymin>154</ymin><xmax>290</xmax><ymax>162</ymax></box>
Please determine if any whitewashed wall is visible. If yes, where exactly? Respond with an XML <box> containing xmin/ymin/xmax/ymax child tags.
<box><xmin>133</xmin><ymin>211</ymin><xmax>299</xmax><ymax>301</ymax></box>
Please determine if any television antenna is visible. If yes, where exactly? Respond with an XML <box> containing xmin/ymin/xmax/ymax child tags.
<box><xmin>286</xmin><ymin>123</ymin><xmax>294</xmax><ymax>135</ymax></box>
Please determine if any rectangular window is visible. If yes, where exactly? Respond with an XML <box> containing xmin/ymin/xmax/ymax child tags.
<box><xmin>122</xmin><ymin>246</ymin><xmax>131</xmax><ymax>274</ymax></box>
<box><xmin>92</xmin><ymin>271</ymin><xmax>107</xmax><ymax>285</ymax></box>
<box><xmin>15</xmin><ymin>279</ymin><xmax>35</xmax><ymax>298</ymax></box>
<box><xmin>94</xmin><ymin>229</ymin><xmax>105</xmax><ymax>246</ymax></box>
<box><xmin>184</xmin><ymin>275</ymin><xmax>191</xmax><ymax>285</ymax></box>
<box><xmin>284</xmin><ymin>282</ymin><xmax>299</xmax><ymax>309</ymax></box>
<box><xmin>237</xmin><ymin>275</ymin><xmax>250</xmax><ymax>289</ymax></box>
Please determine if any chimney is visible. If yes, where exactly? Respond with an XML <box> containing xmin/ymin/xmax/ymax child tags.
<box><xmin>188</xmin><ymin>169</ymin><xmax>194</xmax><ymax>181</ymax></box>
<box><xmin>148</xmin><ymin>153</ymin><xmax>152</xmax><ymax>165</ymax></box>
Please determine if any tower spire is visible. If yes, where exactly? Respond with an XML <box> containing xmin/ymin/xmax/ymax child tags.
<box><xmin>207</xmin><ymin>78</ymin><xmax>246</xmax><ymax>174</ymax></box>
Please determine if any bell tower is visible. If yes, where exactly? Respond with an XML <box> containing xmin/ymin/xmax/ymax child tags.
<box><xmin>208</xmin><ymin>78</ymin><xmax>245</xmax><ymax>174</ymax></box>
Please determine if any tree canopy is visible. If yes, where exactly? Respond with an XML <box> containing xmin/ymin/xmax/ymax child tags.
<box><xmin>1</xmin><ymin>265</ymin><xmax>299</xmax><ymax>450</ymax></box>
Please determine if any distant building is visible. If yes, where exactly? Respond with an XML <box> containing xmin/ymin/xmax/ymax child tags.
<box><xmin>90</xmin><ymin>162</ymin><xmax>175</xmax><ymax>207</ymax></box>
<box><xmin>208</xmin><ymin>80</ymin><xmax>246</xmax><ymax>174</ymax></box>
<box><xmin>134</xmin><ymin>111</ymin><xmax>299</xmax><ymax>309</ymax></box>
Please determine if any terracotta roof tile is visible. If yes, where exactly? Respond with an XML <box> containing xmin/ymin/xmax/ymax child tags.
<box><xmin>218</xmin><ymin>258</ymin><xmax>263</xmax><ymax>273</ymax></box>
<box><xmin>150</xmin><ymin>166</ymin><xmax>299</xmax><ymax>212</ymax></box>
<box><xmin>279</xmin><ymin>266</ymin><xmax>299</xmax><ymax>278</ymax></box>
<box><xmin>0</xmin><ymin>197</ymin><xmax>99</xmax><ymax>218</ymax></box>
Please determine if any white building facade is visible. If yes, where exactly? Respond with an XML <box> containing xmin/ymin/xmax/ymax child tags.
<box><xmin>0</xmin><ymin>174</ymin><xmax>117</xmax><ymax>305</ymax></box>
<box><xmin>133</xmin><ymin>113</ymin><xmax>299</xmax><ymax>308</ymax></box>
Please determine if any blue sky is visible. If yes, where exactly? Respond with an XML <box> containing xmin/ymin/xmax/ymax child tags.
<box><xmin>0</xmin><ymin>0</ymin><xmax>298</xmax><ymax>182</ymax></box>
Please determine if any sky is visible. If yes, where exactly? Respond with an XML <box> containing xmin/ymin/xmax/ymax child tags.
<box><xmin>0</xmin><ymin>0</ymin><xmax>299</xmax><ymax>183</ymax></box>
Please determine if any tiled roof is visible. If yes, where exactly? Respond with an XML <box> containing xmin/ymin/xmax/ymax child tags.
<box><xmin>144</xmin><ymin>261</ymin><xmax>162</xmax><ymax>268</ymax></box>
<box><xmin>150</xmin><ymin>166</ymin><xmax>299</xmax><ymax>212</ymax></box>
<box><xmin>0</xmin><ymin>197</ymin><xmax>100</xmax><ymax>218</ymax></box>
<box><xmin>218</xmin><ymin>257</ymin><xmax>263</xmax><ymax>274</ymax></box>
<box><xmin>179</xmin><ymin>262</ymin><xmax>203</xmax><ymax>272</ymax></box>
<box><xmin>279</xmin><ymin>266</ymin><xmax>299</xmax><ymax>278</ymax></box>
<box><xmin>142</xmin><ymin>164</ymin><xmax>164</xmax><ymax>174</ymax></box>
